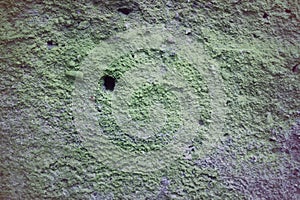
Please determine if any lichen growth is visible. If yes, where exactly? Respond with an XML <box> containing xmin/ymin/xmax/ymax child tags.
<box><xmin>1</xmin><ymin>0</ymin><xmax>299</xmax><ymax>199</ymax></box>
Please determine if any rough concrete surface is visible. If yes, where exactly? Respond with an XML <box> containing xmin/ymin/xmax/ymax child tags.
<box><xmin>0</xmin><ymin>0</ymin><xmax>299</xmax><ymax>199</ymax></box>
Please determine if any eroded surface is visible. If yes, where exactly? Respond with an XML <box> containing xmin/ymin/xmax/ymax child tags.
<box><xmin>1</xmin><ymin>1</ymin><xmax>299</xmax><ymax>199</ymax></box>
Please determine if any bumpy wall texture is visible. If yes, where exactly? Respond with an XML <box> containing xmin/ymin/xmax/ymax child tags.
<box><xmin>1</xmin><ymin>0</ymin><xmax>299</xmax><ymax>199</ymax></box>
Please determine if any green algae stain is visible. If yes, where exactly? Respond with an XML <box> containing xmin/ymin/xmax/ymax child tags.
<box><xmin>199</xmin><ymin>27</ymin><xmax>300</xmax><ymax>132</ymax></box>
<box><xmin>71</xmin><ymin>25</ymin><xmax>229</xmax><ymax>177</ymax></box>
<box><xmin>95</xmin><ymin>48</ymin><xmax>209</xmax><ymax>152</ymax></box>
<box><xmin>2</xmin><ymin>0</ymin><xmax>299</xmax><ymax>199</ymax></box>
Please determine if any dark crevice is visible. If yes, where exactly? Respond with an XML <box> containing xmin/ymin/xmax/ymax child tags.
<box><xmin>47</xmin><ymin>40</ymin><xmax>58</xmax><ymax>49</ymax></box>
<box><xmin>117</xmin><ymin>7</ymin><xmax>133</xmax><ymax>15</ymax></box>
<box><xmin>263</xmin><ymin>12</ymin><xmax>269</xmax><ymax>19</ymax></box>
<box><xmin>285</xmin><ymin>9</ymin><xmax>292</xmax><ymax>13</ymax></box>
<box><xmin>47</xmin><ymin>40</ymin><xmax>54</xmax><ymax>46</ymax></box>
<box><xmin>292</xmin><ymin>63</ymin><xmax>299</xmax><ymax>73</ymax></box>
<box><xmin>102</xmin><ymin>75</ymin><xmax>116</xmax><ymax>91</ymax></box>
<box><xmin>198</xmin><ymin>119</ymin><xmax>204</xmax><ymax>126</ymax></box>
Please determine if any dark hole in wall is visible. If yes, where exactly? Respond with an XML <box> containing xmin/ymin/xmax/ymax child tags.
<box><xmin>198</xmin><ymin>119</ymin><xmax>204</xmax><ymax>126</ymax></box>
<box><xmin>292</xmin><ymin>63</ymin><xmax>299</xmax><ymax>73</ymax></box>
<box><xmin>117</xmin><ymin>7</ymin><xmax>133</xmax><ymax>15</ymax></box>
<box><xmin>263</xmin><ymin>12</ymin><xmax>269</xmax><ymax>18</ymax></box>
<box><xmin>102</xmin><ymin>75</ymin><xmax>116</xmax><ymax>91</ymax></box>
<box><xmin>47</xmin><ymin>40</ymin><xmax>54</xmax><ymax>46</ymax></box>
<box><xmin>285</xmin><ymin>9</ymin><xmax>292</xmax><ymax>13</ymax></box>
<box><xmin>47</xmin><ymin>40</ymin><xmax>58</xmax><ymax>49</ymax></box>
